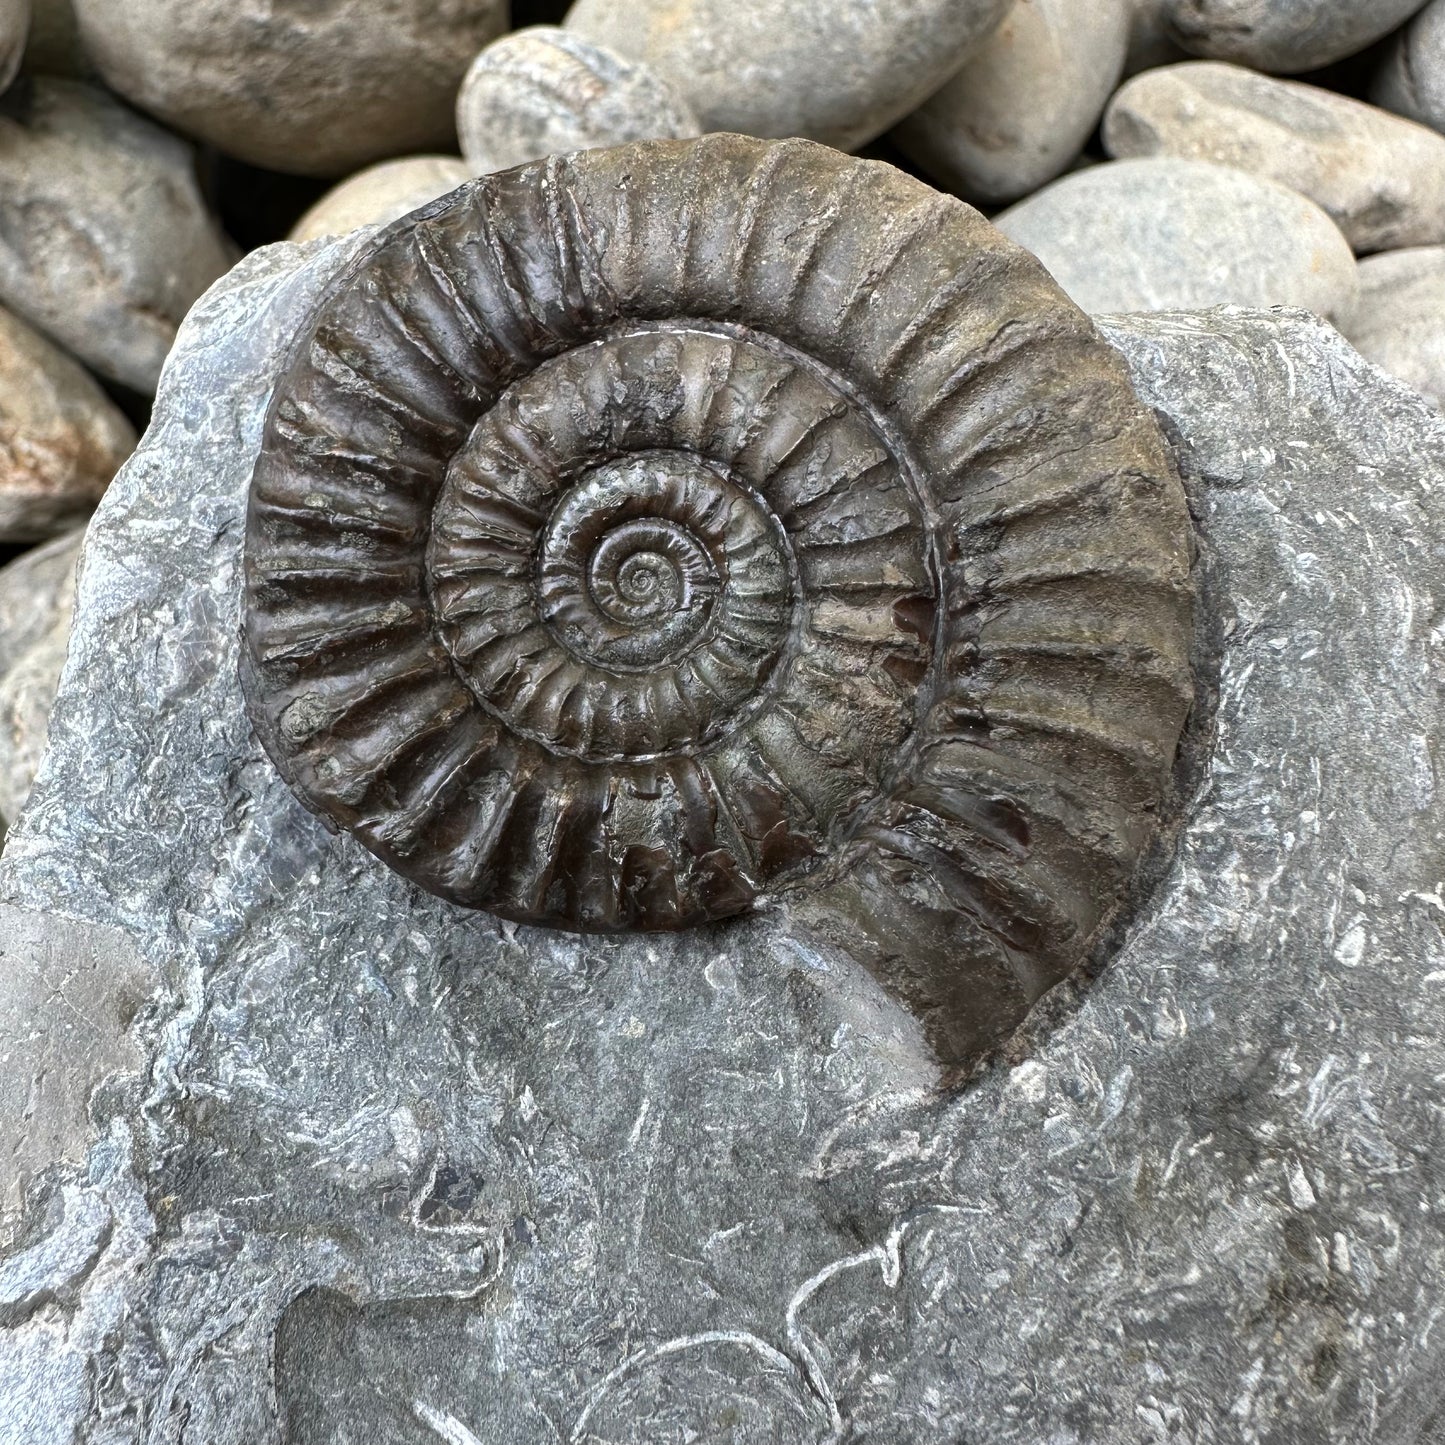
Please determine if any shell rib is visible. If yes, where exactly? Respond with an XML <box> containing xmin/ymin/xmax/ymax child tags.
<box><xmin>243</xmin><ymin>132</ymin><xmax>1195</xmax><ymax>1009</ymax></box>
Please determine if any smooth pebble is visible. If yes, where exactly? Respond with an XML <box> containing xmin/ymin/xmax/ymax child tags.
<box><xmin>0</xmin><ymin>79</ymin><xmax>235</xmax><ymax>393</ymax></box>
<box><xmin>995</xmin><ymin>157</ymin><xmax>1359</xmax><ymax>319</ymax></box>
<box><xmin>1162</xmin><ymin>0</ymin><xmax>1426</xmax><ymax>74</ymax></box>
<box><xmin>0</xmin><ymin>526</ymin><xmax>82</xmax><ymax>829</ymax></box>
<box><xmin>893</xmin><ymin>0</ymin><xmax>1131</xmax><ymax>206</ymax></box>
<box><xmin>72</xmin><ymin>0</ymin><xmax>507</xmax><ymax>176</ymax></box>
<box><xmin>289</xmin><ymin>157</ymin><xmax>473</xmax><ymax>244</ymax></box>
<box><xmin>458</xmin><ymin>27</ymin><xmax>699</xmax><ymax>177</ymax></box>
<box><xmin>0</xmin><ymin>305</ymin><xmax>134</xmax><ymax>542</ymax></box>
<box><xmin>1342</xmin><ymin>247</ymin><xmax>1445</xmax><ymax>408</ymax></box>
<box><xmin>564</xmin><ymin>0</ymin><xmax>1013</xmax><ymax>151</ymax></box>
<box><xmin>1375</xmin><ymin>0</ymin><xmax>1445</xmax><ymax>138</ymax></box>
<box><xmin>1106</xmin><ymin>62</ymin><xmax>1445</xmax><ymax>254</ymax></box>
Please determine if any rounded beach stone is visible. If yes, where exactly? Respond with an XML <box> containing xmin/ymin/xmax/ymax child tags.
<box><xmin>289</xmin><ymin>157</ymin><xmax>472</xmax><ymax>244</ymax></box>
<box><xmin>71</xmin><ymin>0</ymin><xmax>507</xmax><ymax>177</ymax></box>
<box><xmin>563</xmin><ymin>0</ymin><xmax>1013</xmax><ymax>151</ymax></box>
<box><xmin>0</xmin><ymin>79</ymin><xmax>235</xmax><ymax>394</ymax></box>
<box><xmin>892</xmin><ymin>0</ymin><xmax>1131</xmax><ymax>206</ymax></box>
<box><xmin>1342</xmin><ymin>247</ymin><xmax>1445</xmax><ymax>408</ymax></box>
<box><xmin>1125</xmin><ymin>0</ymin><xmax>1186</xmax><ymax>74</ymax></box>
<box><xmin>1162</xmin><ymin>0</ymin><xmax>1427</xmax><ymax>74</ymax></box>
<box><xmin>995</xmin><ymin>157</ymin><xmax>1358</xmax><ymax>318</ymax></box>
<box><xmin>0</xmin><ymin>306</ymin><xmax>134</xmax><ymax>542</ymax></box>
<box><xmin>1105</xmin><ymin>62</ymin><xmax>1445</xmax><ymax>254</ymax></box>
<box><xmin>0</xmin><ymin>526</ymin><xmax>82</xmax><ymax>829</ymax></box>
<box><xmin>457</xmin><ymin>27</ymin><xmax>699</xmax><ymax>177</ymax></box>
<box><xmin>1374</xmin><ymin>0</ymin><xmax>1445</xmax><ymax>137</ymax></box>
<box><xmin>1</xmin><ymin>0</ymin><xmax>29</xmax><ymax>90</ymax></box>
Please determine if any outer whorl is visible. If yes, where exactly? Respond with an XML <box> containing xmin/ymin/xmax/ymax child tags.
<box><xmin>242</xmin><ymin>134</ymin><xmax>1195</xmax><ymax>983</ymax></box>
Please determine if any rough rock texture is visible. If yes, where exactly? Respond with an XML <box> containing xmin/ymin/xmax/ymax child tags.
<box><xmin>1343</xmin><ymin>246</ymin><xmax>1445</xmax><ymax>409</ymax></box>
<box><xmin>0</xmin><ymin>78</ymin><xmax>235</xmax><ymax>393</ymax></box>
<box><xmin>0</xmin><ymin>905</ymin><xmax>152</xmax><ymax>1221</ymax></box>
<box><xmin>0</xmin><ymin>0</ymin><xmax>28</xmax><ymax>90</ymax></box>
<box><xmin>996</xmin><ymin>156</ymin><xmax>1359</xmax><ymax>318</ymax></box>
<box><xmin>564</xmin><ymin>0</ymin><xmax>1013</xmax><ymax>151</ymax></box>
<box><xmin>0</xmin><ymin>527</ymin><xmax>82</xmax><ymax>830</ymax></box>
<box><xmin>892</xmin><ymin>0</ymin><xmax>1131</xmax><ymax>206</ymax></box>
<box><xmin>1106</xmin><ymin>62</ymin><xmax>1445</xmax><ymax>254</ymax></box>
<box><xmin>457</xmin><ymin>26</ymin><xmax>699</xmax><ymax>177</ymax></box>
<box><xmin>1163</xmin><ymin>0</ymin><xmax>1427</xmax><ymax>74</ymax></box>
<box><xmin>0</xmin><ymin>307</ymin><xmax>134</xmax><ymax>542</ymax></box>
<box><xmin>1374</xmin><ymin>0</ymin><xmax>1445</xmax><ymax>139</ymax></box>
<box><xmin>71</xmin><ymin>0</ymin><xmax>508</xmax><ymax>177</ymax></box>
<box><xmin>2</xmin><ymin>230</ymin><xmax>1445</xmax><ymax>1440</ymax></box>
<box><xmin>288</xmin><ymin>157</ymin><xmax>472</xmax><ymax>244</ymax></box>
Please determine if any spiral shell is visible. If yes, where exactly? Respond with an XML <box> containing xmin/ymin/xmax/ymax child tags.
<box><xmin>242</xmin><ymin>134</ymin><xmax>1195</xmax><ymax>962</ymax></box>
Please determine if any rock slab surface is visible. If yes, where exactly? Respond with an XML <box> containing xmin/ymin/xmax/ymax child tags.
<box><xmin>1</xmin><ymin>241</ymin><xmax>1444</xmax><ymax>1442</ymax></box>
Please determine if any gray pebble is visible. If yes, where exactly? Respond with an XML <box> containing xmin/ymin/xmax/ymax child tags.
<box><xmin>1124</xmin><ymin>0</ymin><xmax>1186</xmax><ymax>75</ymax></box>
<box><xmin>457</xmin><ymin>27</ymin><xmax>699</xmax><ymax>177</ymax></box>
<box><xmin>289</xmin><ymin>157</ymin><xmax>473</xmax><ymax>244</ymax></box>
<box><xmin>1342</xmin><ymin>246</ymin><xmax>1445</xmax><ymax>408</ymax></box>
<box><xmin>0</xmin><ymin>305</ymin><xmax>134</xmax><ymax>542</ymax></box>
<box><xmin>0</xmin><ymin>0</ymin><xmax>28</xmax><ymax>89</ymax></box>
<box><xmin>1163</xmin><ymin>0</ymin><xmax>1426</xmax><ymax>73</ymax></box>
<box><xmin>893</xmin><ymin>0</ymin><xmax>1131</xmax><ymax>206</ymax></box>
<box><xmin>1106</xmin><ymin>62</ymin><xmax>1445</xmax><ymax>254</ymax></box>
<box><xmin>995</xmin><ymin>157</ymin><xmax>1359</xmax><ymax>318</ymax></box>
<box><xmin>1375</xmin><ymin>0</ymin><xmax>1445</xmax><ymax>137</ymax></box>
<box><xmin>0</xmin><ymin>526</ymin><xmax>81</xmax><ymax>828</ymax></box>
<box><xmin>72</xmin><ymin>0</ymin><xmax>507</xmax><ymax>177</ymax></box>
<box><xmin>564</xmin><ymin>0</ymin><xmax>1013</xmax><ymax>151</ymax></box>
<box><xmin>0</xmin><ymin>79</ymin><xmax>235</xmax><ymax>394</ymax></box>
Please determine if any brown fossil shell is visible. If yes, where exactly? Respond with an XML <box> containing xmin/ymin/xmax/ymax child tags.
<box><xmin>242</xmin><ymin>134</ymin><xmax>1195</xmax><ymax>973</ymax></box>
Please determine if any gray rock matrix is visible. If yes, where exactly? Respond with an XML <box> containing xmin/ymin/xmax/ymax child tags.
<box><xmin>2</xmin><ymin>215</ymin><xmax>1444</xmax><ymax>1442</ymax></box>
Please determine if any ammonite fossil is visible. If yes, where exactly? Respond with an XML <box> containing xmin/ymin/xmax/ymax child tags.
<box><xmin>242</xmin><ymin>134</ymin><xmax>1194</xmax><ymax>1047</ymax></box>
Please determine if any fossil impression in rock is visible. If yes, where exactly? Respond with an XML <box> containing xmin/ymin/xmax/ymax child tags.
<box><xmin>243</xmin><ymin>135</ymin><xmax>1195</xmax><ymax>1040</ymax></box>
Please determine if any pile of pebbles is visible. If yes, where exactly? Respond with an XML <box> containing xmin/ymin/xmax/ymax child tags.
<box><xmin>1</xmin><ymin>0</ymin><xmax>1443</xmax><ymax>834</ymax></box>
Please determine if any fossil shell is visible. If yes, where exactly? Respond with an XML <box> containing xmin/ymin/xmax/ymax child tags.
<box><xmin>242</xmin><ymin>134</ymin><xmax>1195</xmax><ymax>955</ymax></box>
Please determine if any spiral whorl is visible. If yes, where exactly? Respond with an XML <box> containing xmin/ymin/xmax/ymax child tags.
<box><xmin>242</xmin><ymin>134</ymin><xmax>1194</xmax><ymax>971</ymax></box>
